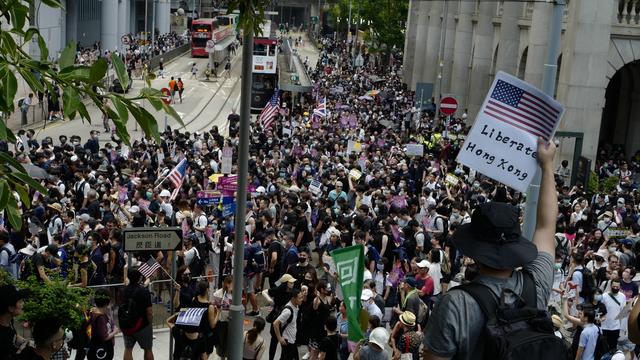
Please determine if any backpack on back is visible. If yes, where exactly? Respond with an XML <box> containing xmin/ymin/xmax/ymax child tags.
<box><xmin>249</xmin><ymin>242</ymin><xmax>266</xmax><ymax>274</ymax></box>
<box><xmin>188</xmin><ymin>248</ymin><xmax>206</xmax><ymax>277</ymax></box>
<box><xmin>457</xmin><ymin>271</ymin><xmax>569</xmax><ymax>360</ymax></box>
<box><xmin>118</xmin><ymin>294</ymin><xmax>143</xmax><ymax>335</ymax></box>
<box><xmin>575</xmin><ymin>267</ymin><xmax>597</xmax><ymax>302</ymax></box>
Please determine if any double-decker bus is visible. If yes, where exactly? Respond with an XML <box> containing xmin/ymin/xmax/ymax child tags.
<box><xmin>190</xmin><ymin>18</ymin><xmax>234</xmax><ymax>57</ymax></box>
<box><xmin>250</xmin><ymin>20</ymin><xmax>279</xmax><ymax>113</ymax></box>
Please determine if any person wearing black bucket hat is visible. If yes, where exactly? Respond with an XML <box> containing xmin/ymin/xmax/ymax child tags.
<box><xmin>423</xmin><ymin>138</ymin><xmax>559</xmax><ymax>360</ymax></box>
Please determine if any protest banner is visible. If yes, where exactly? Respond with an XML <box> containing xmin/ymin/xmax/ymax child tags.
<box><xmin>309</xmin><ymin>180</ymin><xmax>322</xmax><ymax>196</ymax></box>
<box><xmin>221</xmin><ymin>147</ymin><xmax>233</xmax><ymax>174</ymax></box>
<box><xmin>331</xmin><ymin>245</ymin><xmax>365</xmax><ymax>342</ymax></box>
<box><xmin>208</xmin><ymin>173</ymin><xmax>224</xmax><ymax>183</ymax></box>
<box><xmin>456</xmin><ymin>71</ymin><xmax>565</xmax><ymax>192</ymax></box>
<box><xmin>404</xmin><ymin>144</ymin><xmax>424</xmax><ymax>156</ymax></box>
<box><xmin>347</xmin><ymin>140</ymin><xmax>362</xmax><ymax>153</ymax></box>
<box><xmin>606</xmin><ymin>227</ymin><xmax>630</xmax><ymax>239</ymax></box>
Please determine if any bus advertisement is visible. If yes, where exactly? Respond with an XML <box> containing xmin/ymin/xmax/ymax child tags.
<box><xmin>250</xmin><ymin>20</ymin><xmax>278</xmax><ymax>113</ymax></box>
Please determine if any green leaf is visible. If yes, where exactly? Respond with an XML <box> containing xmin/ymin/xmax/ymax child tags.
<box><xmin>77</xmin><ymin>101</ymin><xmax>90</xmax><ymax>120</ymax></box>
<box><xmin>90</xmin><ymin>58</ymin><xmax>108</xmax><ymax>83</ymax></box>
<box><xmin>9</xmin><ymin>4</ymin><xmax>28</xmax><ymax>32</ymax></box>
<box><xmin>0</xmin><ymin>151</ymin><xmax>24</xmax><ymax>172</ymax></box>
<box><xmin>17</xmin><ymin>67</ymin><xmax>44</xmax><ymax>93</ymax></box>
<box><xmin>112</xmin><ymin>117</ymin><xmax>131</xmax><ymax>145</ymax></box>
<box><xmin>59</xmin><ymin>41</ymin><xmax>76</xmax><ymax>69</ymax></box>
<box><xmin>40</xmin><ymin>0</ymin><xmax>63</xmax><ymax>8</ymax></box>
<box><xmin>128</xmin><ymin>104</ymin><xmax>160</xmax><ymax>144</ymax></box>
<box><xmin>62</xmin><ymin>87</ymin><xmax>80</xmax><ymax>120</ymax></box>
<box><xmin>1</xmin><ymin>67</ymin><xmax>18</xmax><ymax>110</ymax></box>
<box><xmin>162</xmin><ymin>102</ymin><xmax>183</xmax><ymax>127</ymax></box>
<box><xmin>6</xmin><ymin>195</ymin><xmax>21</xmax><ymax>230</ymax></box>
<box><xmin>111</xmin><ymin>53</ymin><xmax>129</xmax><ymax>90</ymax></box>
<box><xmin>141</xmin><ymin>88</ymin><xmax>163</xmax><ymax>111</ymax></box>
<box><xmin>0</xmin><ymin>180</ymin><xmax>8</xmax><ymax>211</ymax></box>
<box><xmin>0</xmin><ymin>118</ymin><xmax>15</xmax><ymax>142</ymax></box>
<box><xmin>58</xmin><ymin>66</ymin><xmax>91</xmax><ymax>82</ymax></box>
<box><xmin>110</xmin><ymin>96</ymin><xmax>129</xmax><ymax>124</ymax></box>
<box><xmin>37</xmin><ymin>34</ymin><xmax>49</xmax><ymax>61</ymax></box>
<box><xmin>7</xmin><ymin>172</ymin><xmax>46</xmax><ymax>194</ymax></box>
<box><xmin>24</xmin><ymin>27</ymin><xmax>38</xmax><ymax>44</ymax></box>
<box><xmin>13</xmin><ymin>183</ymin><xmax>30</xmax><ymax>209</ymax></box>
<box><xmin>0</xmin><ymin>32</ymin><xmax>18</xmax><ymax>58</ymax></box>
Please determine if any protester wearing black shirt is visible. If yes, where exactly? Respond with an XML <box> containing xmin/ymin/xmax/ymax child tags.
<box><xmin>122</xmin><ymin>269</ymin><xmax>154</xmax><ymax>360</ymax></box>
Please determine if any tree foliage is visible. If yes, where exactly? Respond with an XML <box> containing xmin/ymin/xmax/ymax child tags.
<box><xmin>327</xmin><ymin>0</ymin><xmax>408</xmax><ymax>53</ymax></box>
<box><xmin>0</xmin><ymin>0</ymin><xmax>182</xmax><ymax>229</ymax></box>
<box><xmin>226</xmin><ymin>0</ymin><xmax>270</xmax><ymax>36</ymax></box>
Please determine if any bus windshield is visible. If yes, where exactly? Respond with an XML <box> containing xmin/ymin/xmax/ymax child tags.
<box><xmin>192</xmin><ymin>23</ymin><xmax>212</xmax><ymax>32</ymax></box>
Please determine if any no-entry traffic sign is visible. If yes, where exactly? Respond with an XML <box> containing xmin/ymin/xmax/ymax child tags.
<box><xmin>161</xmin><ymin>87</ymin><xmax>172</xmax><ymax>105</ymax></box>
<box><xmin>123</xmin><ymin>227</ymin><xmax>182</xmax><ymax>251</ymax></box>
<box><xmin>440</xmin><ymin>96</ymin><xmax>458</xmax><ymax>115</ymax></box>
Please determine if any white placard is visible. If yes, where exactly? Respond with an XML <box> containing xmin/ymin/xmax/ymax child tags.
<box><xmin>456</xmin><ymin>71</ymin><xmax>565</xmax><ymax>192</ymax></box>
<box><xmin>404</xmin><ymin>143</ymin><xmax>424</xmax><ymax>156</ymax></box>
<box><xmin>221</xmin><ymin>146</ymin><xmax>232</xmax><ymax>174</ymax></box>
<box><xmin>347</xmin><ymin>140</ymin><xmax>362</xmax><ymax>153</ymax></box>
<box><xmin>309</xmin><ymin>180</ymin><xmax>322</xmax><ymax>196</ymax></box>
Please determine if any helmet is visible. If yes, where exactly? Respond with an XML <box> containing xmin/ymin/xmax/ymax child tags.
<box><xmin>368</xmin><ymin>327</ymin><xmax>389</xmax><ymax>349</ymax></box>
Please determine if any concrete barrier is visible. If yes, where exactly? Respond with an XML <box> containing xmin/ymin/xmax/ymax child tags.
<box><xmin>148</xmin><ymin>43</ymin><xmax>190</xmax><ymax>69</ymax></box>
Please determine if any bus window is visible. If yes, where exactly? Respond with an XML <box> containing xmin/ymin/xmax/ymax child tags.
<box><xmin>254</xmin><ymin>44</ymin><xmax>268</xmax><ymax>56</ymax></box>
<box><xmin>192</xmin><ymin>24</ymin><xmax>211</xmax><ymax>32</ymax></box>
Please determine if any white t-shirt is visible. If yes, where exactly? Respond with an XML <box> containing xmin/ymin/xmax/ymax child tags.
<box><xmin>601</xmin><ymin>292</ymin><xmax>626</xmax><ymax>331</ymax></box>
<box><xmin>276</xmin><ymin>302</ymin><xmax>299</xmax><ymax>344</ymax></box>
<box><xmin>195</xmin><ymin>214</ymin><xmax>208</xmax><ymax>244</ymax></box>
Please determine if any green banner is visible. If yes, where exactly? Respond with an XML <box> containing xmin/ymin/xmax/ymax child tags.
<box><xmin>331</xmin><ymin>244</ymin><xmax>365</xmax><ymax>342</ymax></box>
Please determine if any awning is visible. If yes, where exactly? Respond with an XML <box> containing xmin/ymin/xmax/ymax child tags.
<box><xmin>214</xmin><ymin>36</ymin><xmax>236</xmax><ymax>51</ymax></box>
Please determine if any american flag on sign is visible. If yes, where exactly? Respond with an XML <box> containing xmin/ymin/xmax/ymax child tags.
<box><xmin>484</xmin><ymin>79</ymin><xmax>561</xmax><ymax>139</ymax></box>
<box><xmin>138</xmin><ymin>257</ymin><xmax>162</xmax><ymax>279</ymax></box>
<box><xmin>259</xmin><ymin>88</ymin><xmax>280</xmax><ymax>130</ymax></box>
<box><xmin>313</xmin><ymin>97</ymin><xmax>327</xmax><ymax>118</ymax></box>
<box><xmin>176</xmin><ymin>308</ymin><xmax>207</xmax><ymax>327</ymax></box>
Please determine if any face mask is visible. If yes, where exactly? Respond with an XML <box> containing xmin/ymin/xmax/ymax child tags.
<box><xmin>299</xmin><ymin>256</ymin><xmax>307</xmax><ymax>263</ymax></box>
<box><xmin>612</xmin><ymin>288</ymin><xmax>620</xmax><ymax>294</ymax></box>
<box><xmin>554</xmin><ymin>263</ymin><xmax>562</xmax><ymax>270</ymax></box>
<box><xmin>86</xmin><ymin>240</ymin><xmax>93</xmax><ymax>247</ymax></box>
<box><xmin>146</xmin><ymin>191</ymin><xmax>153</xmax><ymax>199</ymax></box>
<box><xmin>609</xmin><ymin>247</ymin><xmax>617</xmax><ymax>253</ymax></box>
<box><xmin>211</xmin><ymin>223</ymin><xmax>218</xmax><ymax>230</ymax></box>
<box><xmin>594</xmin><ymin>294</ymin><xmax>603</xmax><ymax>302</ymax></box>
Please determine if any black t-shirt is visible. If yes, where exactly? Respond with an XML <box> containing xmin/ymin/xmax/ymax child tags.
<box><xmin>123</xmin><ymin>285</ymin><xmax>153</xmax><ymax>328</ymax></box>
<box><xmin>267</xmin><ymin>241</ymin><xmax>284</xmax><ymax>275</ymax></box>
<box><xmin>294</xmin><ymin>218</ymin><xmax>312</xmax><ymax>247</ymax></box>
<box><xmin>0</xmin><ymin>321</ymin><xmax>18</xmax><ymax>357</ymax></box>
<box><xmin>318</xmin><ymin>333</ymin><xmax>340</xmax><ymax>360</ymax></box>
<box><xmin>31</xmin><ymin>253</ymin><xmax>45</xmax><ymax>282</ymax></box>
<box><xmin>16</xmin><ymin>347</ymin><xmax>46</xmax><ymax>360</ymax></box>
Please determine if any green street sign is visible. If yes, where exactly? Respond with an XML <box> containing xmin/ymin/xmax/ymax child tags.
<box><xmin>311</xmin><ymin>16</ymin><xmax>318</xmax><ymax>24</ymax></box>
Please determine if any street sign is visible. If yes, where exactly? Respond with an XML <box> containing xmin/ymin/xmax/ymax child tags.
<box><xmin>123</xmin><ymin>227</ymin><xmax>182</xmax><ymax>251</ymax></box>
<box><xmin>206</xmin><ymin>40</ymin><xmax>215</xmax><ymax>53</ymax></box>
<box><xmin>414</xmin><ymin>82</ymin><xmax>434</xmax><ymax>111</ymax></box>
<box><xmin>311</xmin><ymin>16</ymin><xmax>318</xmax><ymax>24</ymax></box>
<box><xmin>196</xmin><ymin>190</ymin><xmax>223</xmax><ymax>206</ymax></box>
<box><xmin>440</xmin><ymin>96</ymin><xmax>458</xmax><ymax>115</ymax></box>
<box><xmin>161</xmin><ymin>87</ymin><xmax>172</xmax><ymax>105</ymax></box>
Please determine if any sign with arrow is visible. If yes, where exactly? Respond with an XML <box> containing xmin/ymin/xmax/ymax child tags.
<box><xmin>123</xmin><ymin>227</ymin><xmax>182</xmax><ymax>251</ymax></box>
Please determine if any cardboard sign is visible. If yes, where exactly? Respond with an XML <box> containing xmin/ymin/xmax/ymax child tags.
<box><xmin>445</xmin><ymin>173</ymin><xmax>459</xmax><ymax>186</ymax></box>
<box><xmin>404</xmin><ymin>144</ymin><xmax>424</xmax><ymax>156</ymax></box>
<box><xmin>221</xmin><ymin>146</ymin><xmax>233</xmax><ymax>174</ymax></box>
<box><xmin>456</xmin><ymin>71</ymin><xmax>565</xmax><ymax>192</ymax></box>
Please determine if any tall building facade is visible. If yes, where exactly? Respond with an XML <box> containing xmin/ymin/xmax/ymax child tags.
<box><xmin>404</xmin><ymin>0</ymin><xmax>640</xmax><ymax>165</ymax></box>
<box><xmin>31</xmin><ymin>0</ymin><xmax>173</xmax><ymax>58</ymax></box>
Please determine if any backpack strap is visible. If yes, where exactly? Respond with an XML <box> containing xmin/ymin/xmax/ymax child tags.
<box><xmin>457</xmin><ymin>282</ymin><xmax>499</xmax><ymax>320</ymax></box>
<box><xmin>521</xmin><ymin>271</ymin><xmax>537</xmax><ymax>308</ymax></box>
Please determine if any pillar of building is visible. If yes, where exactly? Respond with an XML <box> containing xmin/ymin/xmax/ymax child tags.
<box><xmin>421</xmin><ymin>1</ymin><xmax>443</xmax><ymax>87</ymax></box>
<box><xmin>440</xmin><ymin>0</ymin><xmax>457</xmax><ymax>97</ymax></box>
<box><xmin>495</xmin><ymin>2</ymin><xmax>522</xmax><ymax>76</ymax></box>
<box><xmin>467</xmin><ymin>1</ymin><xmax>495</xmax><ymax>118</ymax></box>
<box><xmin>556</xmin><ymin>0</ymin><xmax>614</xmax><ymax>164</ymax></box>
<box><xmin>156</xmin><ymin>0</ymin><xmax>171</xmax><ymax>35</ymax></box>
<box><xmin>402</xmin><ymin>0</ymin><xmax>419</xmax><ymax>87</ymax></box>
<box><xmin>523</xmin><ymin>2</ymin><xmax>552</xmax><ymax>88</ymax></box>
<box><xmin>410</xmin><ymin>1</ymin><xmax>431</xmax><ymax>90</ymax></box>
<box><xmin>101</xmin><ymin>0</ymin><xmax>120</xmax><ymax>52</ymax></box>
<box><xmin>118</xmin><ymin>0</ymin><xmax>131</xmax><ymax>52</ymax></box>
<box><xmin>450</xmin><ymin>0</ymin><xmax>474</xmax><ymax>115</ymax></box>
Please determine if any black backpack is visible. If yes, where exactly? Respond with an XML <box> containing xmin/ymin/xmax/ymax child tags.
<box><xmin>458</xmin><ymin>271</ymin><xmax>568</xmax><ymax>360</ymax></box>
<box><xmin>249</xmin><ymin>242</ymin><xmax>266</xmax><ymax>274</ymax></box>
<box><xmin>575</xmin><ymin>267</ymin><xmax>597</xmax><ymax>302</ymax></box>
<box><xmin>118</xmin><ymin>290</ymin><xmax>143</xmax><ymax>335</ymax></box>
<box><xmin>188</xmin><ymin>248</ymin><xmax>206</xmax><ymax>277</ymax></box>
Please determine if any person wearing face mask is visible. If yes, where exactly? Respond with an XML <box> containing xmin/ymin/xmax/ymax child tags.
<box><xmin>17</xmin><ymin>318</ymin><xmax>65</xmax><ymax>360</ymax></box>
<box><xmin>601</xmin><ymin>279</ymin><xmax>626</xmax><ymax>351</ymax></box>
<box><xmin>84</xmin><ymin>130</ymin><xmax>100</xmax><ymax>155</ymax></box>
<box><xmin>597</xmin><ymin>211</ymin><xmax>617</xmax><ymax>232</ymax></box>
<box><xmin>264</xmin><ymin>274</ymin><xmax>297</xmax><ymax>360</ymax></box>
<box><xmin>286</xmin><ymin>251</ymin><xmax>314</xmax><ymax>285</ymax></box>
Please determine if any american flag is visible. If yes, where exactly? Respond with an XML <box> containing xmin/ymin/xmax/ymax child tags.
<box><xmin>259</xmin><ymin>88</ymin><xmax>280</xmax><ymax>130</ymax></box>
<box><xmin>167</xmin><ymin>158</ymin><xmax>188</xmax><ymax>200</ymax></box>
<box><xmin>313</xmin><ymin>97</ymin><xmax>327</xmax><ymax>118</ymax></box>
<box><xmin>138</xmin><ymin>257</ymin><xmax>162</xmax><ymax>279</ymax></box>
<box><xmin>484</xmin><ymin>80</ymin><xmax>561</xmax><ymax>139</ymax></box>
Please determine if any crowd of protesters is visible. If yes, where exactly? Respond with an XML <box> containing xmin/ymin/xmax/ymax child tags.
<box><xmin>4</xmin><ymin>29</ymin><xmax>640</xmax><ymax>360</ymax></box>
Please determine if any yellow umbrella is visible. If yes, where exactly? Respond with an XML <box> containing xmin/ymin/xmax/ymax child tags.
<box><xmin>366</xmin><ymin>90</ymin><xmax>381</xmax><ymax>97</ymax></box>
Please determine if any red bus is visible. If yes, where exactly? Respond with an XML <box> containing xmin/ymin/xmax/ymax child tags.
<box><xmin>191</xmin><ymin>18</ymin><xmax>235</xmax><ymax>57</ymax></box>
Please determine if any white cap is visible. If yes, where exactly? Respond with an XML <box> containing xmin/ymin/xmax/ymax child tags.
<box><xmin>70</xmin><ymin>155</ymin><xmax>78</xmax><ymax>162</ymax></box>
<box><xmin>256</xmin><ymin>186</ymin><xmax>266</xmax><ymax>194</ymax></box>
<box><xmin>416</xmin><ymin>260</ymin><xmax>431</xmax><ymax>268</ymax></box>
<box><xmin>160</xmin><ymin>189</ymin><xmax>171</xmax><ymax>197</ymax></box>
<box><xmin>129</xmin><ymin>205</ymin><xmax>140</xmax><ymax>214</ymax></box>
<box><xmin>368</xmin><ymin>327</ymin><xmax>389</xmax><ymax>349</ymax></box>
<box><xmin>361</xmin><ymin>289</ymin><xmax>374</xmax><ymax>301</ymax></box>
